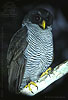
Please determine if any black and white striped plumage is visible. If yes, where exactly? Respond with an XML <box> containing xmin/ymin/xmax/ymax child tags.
<box><xmin>7</xmin><ymin>8</ymin><xmax>53</xmax><ymax>93</ymax></box>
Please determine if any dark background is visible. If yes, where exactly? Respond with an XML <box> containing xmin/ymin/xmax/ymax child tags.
<box><xmin>0</xmin><ymin>0</ymin><xmax>68</xmax><ymax>100</ymax></box>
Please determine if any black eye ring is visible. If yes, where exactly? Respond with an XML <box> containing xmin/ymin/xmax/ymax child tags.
<box><xmin>35</xmin><ymin>14</ymin><xmax>41</xmax><ymax>22</ymax></box>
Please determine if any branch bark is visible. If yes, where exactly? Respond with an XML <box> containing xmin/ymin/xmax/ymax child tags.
<box><xmin>20</xmin><ymin>60</ymin><xmax>68</xmax><ymax>96</ymax></box>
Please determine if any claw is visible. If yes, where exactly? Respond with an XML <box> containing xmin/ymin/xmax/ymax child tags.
<box><xmin>24</xmin><ymin>81</ymin><xmax>38</xmax><ymax>93</ymax></box>
<box><xmin>40</xmin><ymin>67</ymin><xmax>52</xmax><ymax>78</ymax></box>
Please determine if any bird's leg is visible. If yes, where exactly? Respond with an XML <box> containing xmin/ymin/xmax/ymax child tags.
<box><xmin>24</xmin><ymin>81</ymin><xmax>38</xmax><ymax>93</ymax></box>
<box><xmin>40</xmin><ymin>67</ymin><xmax>52</xmax><ymax>78</ymax></box>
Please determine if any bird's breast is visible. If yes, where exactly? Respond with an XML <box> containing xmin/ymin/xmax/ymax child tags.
<box><xmin>23</xmin><ymin>28</ymin><xmax>53</xmax><ymax>80</ymax></box>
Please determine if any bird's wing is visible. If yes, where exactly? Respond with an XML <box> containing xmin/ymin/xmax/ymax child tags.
<box><xmin>7</xmin><ymin>26</ymin><xmax>28</xmax><ymax>92</ymax></box>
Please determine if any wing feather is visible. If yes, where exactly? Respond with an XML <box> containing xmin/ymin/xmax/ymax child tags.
<box><xmin>7</xmin><ymin>26</ymin><xmax>28</xmax><ymax>92</ymax></box>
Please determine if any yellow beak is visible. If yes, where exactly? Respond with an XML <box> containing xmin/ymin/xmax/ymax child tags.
<box><xmin>40</xmin><ymin>20</ymin><xmax>46</xmax><ymax>29</ymax></box>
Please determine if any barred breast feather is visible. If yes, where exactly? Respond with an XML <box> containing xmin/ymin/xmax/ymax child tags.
<box><xmin>22</xmin><ymin>24</ymin><xmax>53</xmax><ymax>81</ymax></box>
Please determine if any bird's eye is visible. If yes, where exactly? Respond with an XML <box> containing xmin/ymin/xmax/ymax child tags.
<box><xmin>34</xmin><ymin>15</ymin><xmax>41</xmax><ymax>22</ymax></box>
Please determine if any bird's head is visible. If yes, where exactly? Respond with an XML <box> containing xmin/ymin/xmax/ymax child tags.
<box><xmin>22</xmin><ymin>8</ymin><xmax>53</xmax><ymax>30</ymax></box>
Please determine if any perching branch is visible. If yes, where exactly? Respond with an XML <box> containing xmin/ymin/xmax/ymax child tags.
<box><xmin>20</xmin><ymin>60</ymin><xmax>68</xmax><ymax>96</ymax></box>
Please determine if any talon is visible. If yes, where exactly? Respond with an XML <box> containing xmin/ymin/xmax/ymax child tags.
<box><xmin>48</xmin><ymin>74</ymin><xmax>51</xmax><ymax>78</ymax></box>
<box><xmin>24</xmin><ymin>81</ymin><xmax>38</xmax><ymax>93</ymax></box>
<box><xmin>31</xmin><ymin>91</ymin><xmax>34</xmax><ymax>94</ymax></box>
<box><xmin>40</xmin><ymin>67</ymin><xmax>52</xmax><ymax>78</ymax></box>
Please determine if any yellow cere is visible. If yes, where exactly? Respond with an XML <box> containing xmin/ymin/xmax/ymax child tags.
<box><xmin>41</xmin><ymin>20</ymin><xmax>46</xmax><ymax>29</ymax></box>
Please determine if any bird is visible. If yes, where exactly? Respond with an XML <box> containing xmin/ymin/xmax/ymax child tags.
<box><xmin>7</xmin><ymin>7</ymin><xmax>53</xmax><ymax>93</ymax></box>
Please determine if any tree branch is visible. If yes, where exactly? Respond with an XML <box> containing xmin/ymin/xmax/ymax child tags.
<box><xmin>20</xmin><ymin>60</ymin><xmax>68</xmax><ymax>96</ymax></box>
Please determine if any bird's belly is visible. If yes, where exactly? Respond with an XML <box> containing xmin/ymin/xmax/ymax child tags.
<box><xmin>23</xmin><ymin>44</ymin><xmax>53</xmax><ymax>81</ymax></box>
<box><xmin>23</xmin><ymin>45</ymin><xmax>41</xmax><ymax>80</ymax></box>
<box><xmin>23</xmin><ymin>31</ymin><xmax>53</xmax><ymax>81</ymax></box>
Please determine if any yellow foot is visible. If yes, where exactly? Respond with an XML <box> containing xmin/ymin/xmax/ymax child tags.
<box><xmin>24</xmin><ymin>81</ymin><xmax>38</xmax><ymax>93</ymax></box>
<box><xmin>40</xmin><ymin>67</ymin><xmax>52</xmax><ymax>78</ymax></box>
